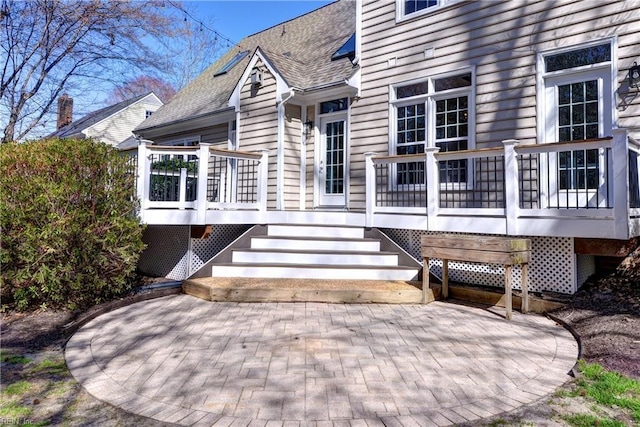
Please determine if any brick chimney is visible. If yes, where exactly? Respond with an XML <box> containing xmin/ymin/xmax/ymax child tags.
<box><xmin>56</xmin><ymin>94</ymin><xmax>73</xmax><ymax>130</ymax></box>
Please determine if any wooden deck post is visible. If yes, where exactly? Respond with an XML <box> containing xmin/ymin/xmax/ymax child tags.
<box><xmin>422</xmin><ymin>257</ymin><xmax>430</xmax><ymax>304</ymax></box>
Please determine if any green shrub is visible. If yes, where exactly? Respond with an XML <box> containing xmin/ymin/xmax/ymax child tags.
<box><xmin>0</xmin><ymin>138</ymin><xmax>145</xmax><ymax>311</ymax></box>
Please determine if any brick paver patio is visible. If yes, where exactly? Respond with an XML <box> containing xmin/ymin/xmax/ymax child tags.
<box><xmin>65</xmin><ymin>294</ymin><xmax>578</xmax><ymax>426</ymax></box>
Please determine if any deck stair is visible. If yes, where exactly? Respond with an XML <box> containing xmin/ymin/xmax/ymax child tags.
<box><xmin>191</xmin><ymin>224</ymin><xmax>421</xmax><ymax>281</ymax></box>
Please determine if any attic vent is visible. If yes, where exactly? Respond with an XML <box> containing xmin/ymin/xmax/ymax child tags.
<box><xmin>250</xmin><ymin>69</ymin><xmax>263</xmax><ymax>86</ymax></box>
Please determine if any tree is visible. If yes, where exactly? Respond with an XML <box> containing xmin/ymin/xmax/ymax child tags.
<box><xmin>0</xmin><ymin>0</ymin><xmax>179</xmax><ymax>143</ymax></box>
<box><xmin>106</xmin><ymin>75</ymin><xmax>177</xmax><ymax>104</ymax></box>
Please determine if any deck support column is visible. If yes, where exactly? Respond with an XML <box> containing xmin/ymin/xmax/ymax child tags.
<box><xmin>365</xmin><ymin>152</ymin><xmax>376</xmax><ymax>228</ymax></box>
<box><xmin>257</xmin><ymin>150</ymin><xmax>269</xmax><ymax>213</ymax></box>
<box><xmin>612</xmin><ymin>129</ymin><xmax>630</xmax><ymax>240</ymax></box>
<box><xmin>196</xmin><ymin>144</ymin><xmax>210</xmax><ymax>224</ymax></box>
<box><xmin>425</xmin><ymin>147</ymin><xmax>440</xmax><ymax>230</ymax></box>
<box><xmin>503</xmin><ymin>139</ymin><xmax>520</xmax><ymax>236</ymax></box>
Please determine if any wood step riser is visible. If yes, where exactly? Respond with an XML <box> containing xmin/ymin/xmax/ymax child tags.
<box><xmin>211</xmin><ymin>266</ymin><xmax>420</xmax><ymax>281</ymax></box>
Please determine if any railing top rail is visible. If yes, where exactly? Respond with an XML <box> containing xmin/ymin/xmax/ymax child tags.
<box><xmin>371</xmin><ymin>145</ymin><xmax>506</xmax><ymax>164</ymax></box>
<box><xmin>435</xmin><ymin>146</ymin><xmax>504</xmax><ymax>161</ymax></box>
<box><xmin>145</xmin><ymin>145</ymin><xmax>199</xmax><ymax>151</ymax></box>
<box><xmin>209</xmin><ymin>147</ymin><xmax>263</xmax><ymax>161</ymax></box>
<box><xmin>371</xmin><ymin>153</ymin><xmax>425</xmax><ymax>163</ymax></box>
<box><xmin>516</xmin><ymin>137</ymin><xmax>613</xmax><ymax>154</ymax></box>
<box><xmin>143</xmin><ymin>145</ymin><xmax>264</xmax><ymax>160</ymax></box>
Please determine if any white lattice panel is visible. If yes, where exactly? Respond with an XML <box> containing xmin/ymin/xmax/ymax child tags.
<box><xmin>576</xmin><ymin>254</ymin><xmax>596</xmax><ymax>289</ymax></box>
<box><xmin>380</xmin><ymin>229</ymin><xmax>576</xmax><ymax>294</ymax></box>
<box><xmin>190</xmin><ymin>224</ymin><xmax>252</xmax><ymax>273</ymax></box>
<box><xmin>138</xmin><ymin>226</ymin><xmax>190</xmax><ymax>280</ymax></box>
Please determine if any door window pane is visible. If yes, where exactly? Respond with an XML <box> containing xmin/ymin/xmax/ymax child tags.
<box><xmin>325</xmin><ymin>121</ymin><xmax>344</xmax><ymax>194</ymax></box>
<box><xmin>557</xmin><ymin>80</ymin><xmax>599</xmax><ymax>190</ymax></box>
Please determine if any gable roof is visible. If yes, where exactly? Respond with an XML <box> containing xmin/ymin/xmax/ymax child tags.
<box><xmin>136</xmin><ymin>0</ymin><xmax>356</xmax><ymax>134</ymax></box>
<box><xmin>50</xmin><ymin>92</ymin><xmax>158</xmax><ymax>139</ymax></box>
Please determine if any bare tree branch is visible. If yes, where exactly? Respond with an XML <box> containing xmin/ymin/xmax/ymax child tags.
<box><xmin>0</xmin><ymin>0</ymin><xmax>183</xmax><ymax>143</ymax></box>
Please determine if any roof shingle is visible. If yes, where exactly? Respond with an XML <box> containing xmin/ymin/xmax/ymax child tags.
<box><xmin>137</xmin><ymin>0</ymin><xmax>356</xmax><ymax>133</ymax></box>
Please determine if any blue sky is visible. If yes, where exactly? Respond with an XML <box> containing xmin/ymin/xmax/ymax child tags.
<box><xmin>186</xmin><ymin>0</ymin><xmax>334</xmax><ymax>45</ymax></box>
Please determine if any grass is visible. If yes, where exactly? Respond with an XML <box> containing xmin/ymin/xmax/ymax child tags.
<box><xmin>560</xmin><ymin>361</ymin><xmax>640</xmax><ymax>427</ymax></box>
<box><xmin>561</xmin><ymin>413</ymin><xmax>627</xmax><ymax>427</ymax></box>
<box><xmin>1</xmin><ymin>349</ymin><xmax>30</xmax><ymax>365</ymax></box>
<box><xmin>3</xmin><ymin>380</ymin><xmax>33</xmax><ymax>396</ymax></box>
<box><xmin>27</xmin><ymin>358</ymin><xmax>67</xmax><ymax>376</ymax></box>
<box><xmin>574</xmin><ymin>361</ymin><xmax>640</xmax><ymax>420</ymax></box>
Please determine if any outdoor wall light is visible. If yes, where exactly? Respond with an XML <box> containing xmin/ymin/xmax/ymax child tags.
<box><xmin>630</xmin><ymin>62</ymin><xmax>640</xmax><ymax>89</ymax></box>
<box><xmin>304</xmin><ymin>120</ymin><xmax>314</xmax><ymax>137</ymax></box>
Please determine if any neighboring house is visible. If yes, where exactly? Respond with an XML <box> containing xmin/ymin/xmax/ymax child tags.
<box><xmin>132</xmin><ymin>0</ymin><xmax>640</xmax><ymax>296</ymax></box>
<box><xmin>49</xmin><ymin>92</ymin><xmax>163</xmax><ymax>150</ymax></box>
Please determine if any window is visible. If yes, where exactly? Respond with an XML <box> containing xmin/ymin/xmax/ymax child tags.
<box><xmin>332</xmin><ymin>33</ymin><xmax>356</xmax><ymax>62</ymax></box>
<box><xmin>214</xmin><ymin>51</ymin><xmax>249</xmax><ymax>77</ymax></box>
<box><xmin>320</xmin><ymin>98</ymin><xmax>348</xmax><ymax>114</ymax></box>
<box><xmin>540</xmin><ymin>41</ymin><xmax>613</xmax><ymax>192</ymax></box>
<box><xmin>398</xmin><ymin>0</ymin><xmax>459</xmax><ymax>20</ymax></box>
<box><xmin>391</xmin><ymin>72</ymin><xmax>473</xmax><ymax>186</ymax></box>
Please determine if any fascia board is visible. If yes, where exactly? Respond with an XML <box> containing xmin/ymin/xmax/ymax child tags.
<box><xmin>228</xmin><ymin>48</ymin><xmax>291</xmax><ymax>111</ymax></box>
<box><xmin>135</xmin><ymin>108</ymin><xmax>235</xmax><ymax>140</ymax></box>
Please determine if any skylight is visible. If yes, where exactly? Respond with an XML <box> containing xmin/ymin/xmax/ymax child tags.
<box><xmin>214</xmin><ymin>51</ymin><xmax>249</xmax><ymax>76</ymax></box>
<box><xmin>331</xmin><ymin>34</ymin><xmax>356</xmax><ymax>62</ymax></box>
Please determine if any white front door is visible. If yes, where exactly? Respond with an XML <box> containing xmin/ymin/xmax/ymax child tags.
<box><xmin>318</xmin><ymin>115</ymin><xmax>347</xmax><ymax>207</ymax></box>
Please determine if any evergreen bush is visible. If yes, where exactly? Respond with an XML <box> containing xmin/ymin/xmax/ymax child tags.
<box><xmin>0</xmin><ymin>138</ymin><xmax>146</xmax><ymax>311</ymax></box>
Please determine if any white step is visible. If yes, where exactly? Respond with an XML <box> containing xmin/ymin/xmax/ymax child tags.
<box><xmin>232</xmin><ymin>249</ymin><xmax>399</xmax><ymax>266</ymax></box>
<box><xmin>211</xmin><ymin>264</ymin><xmax>419</xmax><ymax>281</ymax></box>
<box><xmin>267</xmin><ymin>224</ymin><xmax>363</xmax><ymax>239</ymax></box>
<box><xmin>250</xmin><ymin>236</ymin><xmax>380</xmax><ymax>252</ymax></box>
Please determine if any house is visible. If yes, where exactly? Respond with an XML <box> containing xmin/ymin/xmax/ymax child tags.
<box><xmin>49</xmin><ymin>92</ymin><xmax>163</xmax><ymax>150</ymax></box>
<box><xmin>132</xmin><ymin>0</ymin><xmax>640</xmax><ymax>296</ymax></box>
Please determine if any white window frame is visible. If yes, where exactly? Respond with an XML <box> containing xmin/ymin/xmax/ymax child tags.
<box><xmin>396</xmin><ymin>0</ymin><xmax>462</xmax><ymax>22</ymax></box>
<box><xmin>389</xmin><ymin>68</ymin><xmax>475</xmax><ymax>190</ymax></box>
<box><xmin>536</xmin><ymin>38</ymin><xmax>617</xmax><ymax>208</ymax></box>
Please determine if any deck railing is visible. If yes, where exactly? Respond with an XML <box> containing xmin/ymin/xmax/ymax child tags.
<box><xmin>366</xmin><ymin>129</ymin><xmax>635</xmax><ymax>237</ymax></box>
<box><xmin>137</xmin><ymin>144</ymin><xmax>268</xmax><ymax>220</ymax></box>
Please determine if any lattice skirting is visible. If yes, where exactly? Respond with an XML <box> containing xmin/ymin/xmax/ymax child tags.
<box><xmin>380</xmin><ymin>229</ymin><xmax>587</xmax><ymax>295</ymax></box>
<box><xmin>138</xmin><ymin>225</ymin><xmax>251</xmax><ymax>280</ymax></box>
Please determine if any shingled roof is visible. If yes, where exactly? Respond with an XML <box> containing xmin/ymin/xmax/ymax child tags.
<box><xmin>136</xmin><ymin>0</ymin><xmax>356</xmax><ymax>133</ymax></box>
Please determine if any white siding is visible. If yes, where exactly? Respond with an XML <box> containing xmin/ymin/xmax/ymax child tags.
<box><xmin>305</xmin><ymin>105</ymin><xmax>316</xmax><ymax>209</ymax></box>
<box><xmin>350</xmin><ymin>0</ymin><xmax>640</xmax><ymax>209</ymax></box>
<box><xmin>239</xmin><ymin>59</ymin><xmax>279</xmax><ymax>209</ymax></box>
<box><xmin>86</xmin><ymin>95</ymin><xmax>163</xmax><ymax>146</ymax></box>
<box><xmin>284</xmin><ymin>104</ymin><xmax>302</xmax><ymax>210</ymax></box>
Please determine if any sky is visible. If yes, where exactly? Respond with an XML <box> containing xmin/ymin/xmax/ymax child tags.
<box><xmin>186</xmin><ymin>0</ymin><xmax>334</xmax><ymax>45</ymax></box>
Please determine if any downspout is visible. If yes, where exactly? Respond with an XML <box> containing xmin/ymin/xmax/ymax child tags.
<box><xmin>276</xmin><ymin>89</ymin><xmax>295</xmax><ymax>210</ymax></box>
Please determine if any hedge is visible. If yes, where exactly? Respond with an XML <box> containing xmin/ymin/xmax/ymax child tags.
<box><xmin>0</xmin><ymin>138</ymin><xmax>146</xmax><ymax>311</ymax></box>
